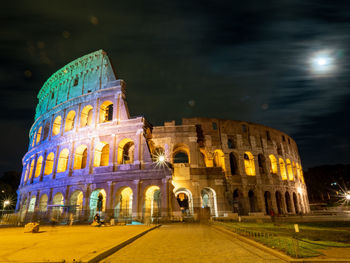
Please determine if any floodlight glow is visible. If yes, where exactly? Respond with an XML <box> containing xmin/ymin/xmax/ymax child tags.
<box><xmin>3</xmin><ymin>200</ymin><xmax>10</xmax><ymax>208</ymax></box>
<box><xmin>158</xmin><ymin>155</ymin><xmax>165</xmax><ymax>163</ymax></box>
<box><xmin>297</xmin><ymin>187</ymin><xmax>303</xmax><ymax>194</ymax></box>
<box><xmin>346</xmin><ymin>194</ymin><xmax>350</xmax><ymax>200</ymax></box>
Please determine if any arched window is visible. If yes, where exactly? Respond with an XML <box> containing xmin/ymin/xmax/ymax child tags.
<box><xmin>52</xmin><ymin>116</ymin><xmax>62</xmax><ymax>136</ymax></box>
<box><xmin>117</xmin><ymin>139</ymin><xmax>135</xmax><ymax>164</ymax></box>
<box><xmin>269</xmin><ymin>154</ymin><xmax>278</xmax><ymax>174</ymax></box>
<box><xmin>99</xmin><ymin>101</ymin><xmax>113</xmax><ymax>123</ymax></box>
<box><xmin>43</xmin><ymin>122</ymin><xmax>50</xmax><ymax>141</ymax></box>
<box><xmin>28</xmin><ymin>159</ymin><xmax>35</xmax><ymax>181</ymax></box>
<box><xmin>24</xmin><ymin>163</ymin><xmax>30</xmax><ymax>182</ymax></box>
<box><xmin>57</xmin><ymin>148</ymin><xmax>69</xmax><ymax>173</ymax></box>
<box><xmin>279</xmin><ymin>158</ymin><xmax>287</xmax><ymax>180</ymax></box>
<box><xmin>244</xmin><ymin>152</ymin><xmax>255</xmax><ymax>176</ymax></box>
<box><xmin>34</xmin><ymin>156</ymin><xmax>43</xmax><ymax>178</ymax></box>
<box><xmin>229</xmin><ymin>153</ymin><xmax>238</xmax><ymax>175</ymax></box>
<box><xmin>173</xmin><ymin>151</ymin><xmax>189</xmax><ymax>163</ymax></box>
<box><xmin>94</xmin><ymin>142</ymin><xmax>109</xmax><ymax>167</ymax></box>
<box><xmin>213</xmin><ymin>150</ymin><xmax>225</xmax><ymax>171</ymax></box>
<box><xmin>74</xmin><ymin>145</ymin><xmax>88</xmax><ymax>169</ymax></box>
<box><xmin>292</xmin><ymin>161</ymin><xmax>297</xmax><ymax>177</ymax></box>
<box><xmin>44</xmin><ymin>152</ymin><xmax>54</xmax><ymax>175</ymax></box>
<box><xmin>286</xmin><ymin>159</ymin><xmax>294</xmax><ymax>181</ymax></box>
<box><xmin>80</xmin><ymin>105</ymin><xmax>93</xmax><ymax>127</ymax></box>
<box><xmin>36</xmin><ymin>127</ymin><xmax>42</xmax><ymax>145</ymax></box>
<box><xmin>227</xmin><ymin>139</ymin><xmax>235</xmax><ymax>149</ymax></box>
<box><xmin>65</xmin><ymin>110</ymin><xmax>76</xmax><ymax>132</ymax></box>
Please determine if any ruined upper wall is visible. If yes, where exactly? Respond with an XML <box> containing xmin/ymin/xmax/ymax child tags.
<box><xmin>35</xmin><ymin>50</ymin><xmax>116</xmax><ymax>120</ymax></box>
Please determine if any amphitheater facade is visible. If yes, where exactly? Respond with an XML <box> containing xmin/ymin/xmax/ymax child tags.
<box><xmin>17</xmin><ymin>50</ymin><xmax>310</xmax><ymax>223</ymax></box>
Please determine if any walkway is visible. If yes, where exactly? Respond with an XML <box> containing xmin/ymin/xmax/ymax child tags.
<box><xmin>102</xmin><ymin>224</ymin><xmax>285</xmax><ymax>263</ymax></box>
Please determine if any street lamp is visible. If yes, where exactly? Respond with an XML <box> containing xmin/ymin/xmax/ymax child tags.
<box><xmin>3</xmin><ymin>200</ymin><xmax>10</xmax><ymax>209</ymax></box>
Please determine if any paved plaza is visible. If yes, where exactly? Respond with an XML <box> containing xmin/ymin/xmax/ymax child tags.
<box><xmin>102</xmin><ymin>224</ymin><xmax>284</xmax><ymax>263</ymax></box>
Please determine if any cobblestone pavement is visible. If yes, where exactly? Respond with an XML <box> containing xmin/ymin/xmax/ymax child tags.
<box><xmin>102</xmin><ymin>224</ymin><xmax>285</xmax><ymax>263</ymax></box>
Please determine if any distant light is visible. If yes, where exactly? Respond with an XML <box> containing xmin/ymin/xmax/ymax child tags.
<box><xmin>158</xmin><ymin>155</ymin><xmax>165</xmax><ymax>163</ymax></box>
<box><xmin>346</xmin><ymin>194</ymin><xmax>350</xmax><ymax>200</ymax></box>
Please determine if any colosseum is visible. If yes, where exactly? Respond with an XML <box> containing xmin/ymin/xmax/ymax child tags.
<box><xmin>16</xmin><ymin>50</ymin><xmax>310</xmax><ymax>223</ymax></box>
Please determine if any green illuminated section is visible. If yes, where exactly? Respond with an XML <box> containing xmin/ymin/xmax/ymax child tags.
<box><xmin>35</xmin><ymin>50</ymin><xmax>116</xmax><ymax>120</ymax></box>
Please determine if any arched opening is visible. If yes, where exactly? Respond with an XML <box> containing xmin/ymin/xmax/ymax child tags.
<box><xmin>258</xmin><ymin>154</ymin><xmax>267</xmax><ymax>175</ymax></box>
<box><xmin>115</xmin><ymin>187</ymin><xmax>133</xmax><ymax>220</ymax></box>
<box><xmin>28</xmin><ymin>159</ymin><xmax>35</xmax><ymax>181</ymax></box>
<box><xmin>296</xmin><ymin>163</ymin><xmax>301</xmax><ymax>180</ymax></box>
<box><xmin>74</xmin><ymin>145</ymin><xmax>88</xmax><ymax>170</ymax></box>
<box><xmin>65</xmin><ymin>110</ymin><xmax>76</xmax><ymax>132</ymax></box>
<box><xmin>248</xmin><ymin>190</ymin><xmax>257</xmax><ymax>213</ymax></box>
<box><xmin>285</xmin><ymin>192</ymin><xmax>292</xmax><ymax>213</ymax></box>
<box><xmin>69</xmin><ymin>191</ymin><xmax>84</xmax><ymax>217</ymax></box>
<box><xmin>57</xmin><ymin>148</ymin><xmax>69</xmax><ymax>173</ymax></box>
<box><xmin>201</xmin><ymin>187</ymin><xmax>218</xmax><ymax>217</ymax></box>
<box><xmin>100</xmin><ymin>101</ymin><xmax>113</xmax><ymax>123</ymax></box>
<box><xmin>117</xmin><ymin>139</ymin><xmax>135</xmax><ymax>164</ymax></box>
<box><xmin>80</xmin><ymin>105</ymin><xmax>93</xmax><ymax>127</ymax></box>
<box><xmin>44</xmin><ymin>152</ymin><xmax>55</xmax><ymax>175</ymax></box>
<box><xmin>233</xmin><ymin>189</ymin><xmax>244</xmax><ymax>215</ymax></box>
<box><xmin>293</xmin><ymin>192</ymin><xmax>299</xmax><ymax>214</ymax></box>
<box><xmin>36</xmin><ymin>127</ymin><xmax>42</xmax><ymax>145</ymax></box>
<box><xmin>28</xmin><ymin>196</ymin><xmax>36</xmax><ymax>212</ymax></box>
<box><xmin>52</xmin><ymin>192</ymin><xmax>64</xmax><ymax>216</ymax></box>
<box><xmin>229</xmin><ymin>152</ymin><xmax>238</xmax><ymax>175</ymax></box>
<box><xmin>90</xmin><ymin>189</ymin><xmax>107</xmax><ymax>217</ymax></box>
<box><xmin>174</xmin><ymin>188</ymin><xmax>193</xmax><ymax>216</ymax></box>
<box><xmin>38</xmin><ymin>194</ymin><xmax>48</xmax><ymax>212</ymax></box>
<box><xmin>144</xmin><ymin>186</ymin><xmax>161</xmax><ymax>220</ymax></box>
<box><xmin>213</xmin><ymin>149</ymin><xmax>226</xmax><ymax>171</ymax></box>
<box><xmin>286</xmin><ymin>159</ymin><xmax>294</xmax><ymax>181</ymax></box>
<box><xmin>172</xmin><ymin>144</ymin><xmax>190</xmax><ymax>164</ymax></box>
<box><xmin>298</xmin><ymin>193</ymin><xmax>304</xmax><ymax>213</ymax></box>
<box><xmin>244</xmin><ymin>152</ymin><xmax>255</xmax><ymax>176</ymax></box>
<box><xmin>279</xmin><ymin>158</ymin><xmax>287</xmax><ymax>180</ymax></box>
<box><xmin>264</xmin><ymin>191</ymin><xmax>272</xmax><ymax>215</ymax></box>
<box><xmin>43</xmin><ymin>122</ymin><xmax>50</xmax><ymax>141</ymax></box>
<box><xmin>94</xmin><ymin>142</ymin><xmax>109</xmax><ymax>167</ymax></box>
<box><xmin>269</xmin><ymin>154</ymin><xmax>278</xmax><ymax>174</ymax></box>
<box><xmin>275</xmin><ymin>191</ymin><xmax>284</xmax><ymax>215</ymax></box>
<box><xmin>292</xmin><ymin>161</ymin><xmax>297</xmax><ymax>177</ymax></box>
<box><xmin>173</xmin><ymin>151</ymin><xmax>189</xmax><ymax>163</ymax></box>
<box><xmin>34</xmin><ymin>156</ymin><xmax>43</xmax><ymax>178</ymax></box>
<box><xmin>52</xmin><ymin>116</ymin><xmax>62</xmax><ymax>136</ymax></box>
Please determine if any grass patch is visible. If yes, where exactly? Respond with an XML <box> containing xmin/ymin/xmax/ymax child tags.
<box><xmin>215</xmin><ymin>221</ymin><xmax>350</xmax><ymax>258</ymax></box>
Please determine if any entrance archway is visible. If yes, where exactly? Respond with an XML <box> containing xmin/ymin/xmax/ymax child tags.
<box><xmin>233</xmin><ymin>189</ymin><xmax>244</xmax><ymax>215</ymax></box>
<box><xmin>144</xmin><ymin>186</ymin><xmax>161</xmax><ymax>220</ymax></box>
<box><xmin>69</xmin><ymin>191</ymin><xmax>84</xmax><ymax>217</ymax></box>
<box><xmin>275</xmin><ymin>191</ymin><xmax>283</xmax><ymax>215</ymax></box>
<box><xmin>293</xmin><ymin>192</ymin><xmax>299</xmax><ymax>214</ymax></box>
<box><xmin>115</xmin><ymin>187</ymin><xmax>133</xmax><ymax>220</ymax></box>
<box><xmin>201</xmin><ymin>187</ymin><xmax>218</xmax><ymax>217</ymax></box>
<box><xmin>28</xmin><ymin>196</ymin><xmax>36</xmax><ymax>212</ymax></box>
<box><xmin>285</xmin><ymin>192</ymin><xmax>292</xmax><ymax>213</ymax></box>
<box><xmin>248</xmin><ymin>190</ymin><xmax>257</xmax><ymax>213</ymax></box>
<box><xmin>174</xmin><ymin>188</ymin><xmax>193</xmax><ymax>216</ymax></box>
<box><xmin>264</xmin><ymin>191</ymin><xmax>272</xmax><ymax>215</ymax></box>
<box><xmin>90</xmin><ymin>189</ymin><xmax>106</xmax><ymax>217</ymax></box>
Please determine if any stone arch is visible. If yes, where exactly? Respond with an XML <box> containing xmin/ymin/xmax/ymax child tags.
<box><xmin>100</xmin><ymin>100</ymin><xmax>113</xmax><ymax>123</ymax></box>
<box><xmin>114</xmin><ymin>186</ymin><xmax>133</xmax><ymax>220</ymax></box>
<box><xmin>52</xmin><ymin>192</ymin><xmax>64</xmax><ymax>216</ymax></box>
<box><xmin>285</xmin><ymin>191</ymin><xmax>292</xmax><ymax>213</ymax></box>
<box><xmin>44</xmin><ymin>152</ymin><xmax>55</xmax><ymax>175</ymax></box>
<box><xmin>286</xmin><ymin>159</ymin><xmax>294</xmax><ymax>181</ymax></box>
<box><xmin>144</xmin><ymin>186</ymin><xmax>162</xmax><ymax>219</ymax></box>
<box><xmin>69</xmin><ymin>190</ymin><xmax>84</xmax><ymax>216</ymax></box>
<box><xmin>201</xmin><ymin>187</ymin><xmax>218</xmax><ymax>217</ymax></box>
<box><xmin>269</xmin><ymin>154</ymin><xmax>278</xmax><ymax>174</ymax></box>
<box><xmin>28</xmin><ymin>195</ymin><xmax>36</xmax><ymax>212</ymax></box>
<box><xmin>244</xmin><ymin>152</ymin><xmax>255</xmax><ymax>176</ymax></box>
<box><xmin>90</xmin><ymin>189</ymin><xmax>107</xmax><ymax>215</ymax></box>
<box><xmin>199</xmin><ymin>148</ymin><xmax>211</xmax><ymax>167</ymax></box>
<box><xmin>275</xmin><ymin>191</ymin><xmax>284</xmax><ymax>215</ymax></box>
<box><xmin>38</xmin><ymin>194</ymin><xmax>48</xmax><ymax>212</ymax></box>
<box><xmin>28</xmin><ymin>159</ymin><xmax>35</xmax><ymax>181</ymax></box>
<box><xmin>172</xmin><ymin>143</ymin><xmax>190</xmax><ymax>164</ymax></box>
<box><xmin>94</xmin><ymin>142</ymin><xmax>109</xmax><ymax>167</ymax></box>
<box><xmin>65</xmin><ymin>110</ymin><xmax>76</xmax><ymax>132</ymax></box>
<box><xmin>279</xmin><ymin>158</ymin><xmax>287</xmax><ymax>180</ymax></box>
<box><xmin>80</xmin><ymin>105</ymin><xmax>93</xmax><ymax>127</ymax></box>
<box><xmin>52</xmin><ymin>116</ymin><xmax>62</xmax><ymax>136</ymax></box>
<box><xmin>34</xmin><ymin>156</ymin><xmax>43</xmax><ymax>178</ymax></box>
<box><xmin>248</xmin><ymin>190</ymin><xmax>257</xmax><ymax>213</ymax></box>
<box><xmin>232</xmin><ymin>189</ymin><xmax>244</xmax><ymax>215</ymax></box>
<box><xmin>229</xmin><ymin>152</ymin><xmax>238</xmax><ymax>175</ymax></box>
<box><xmin>117</xmin><ymin>138</ymin><xmax>135</xmax><ymax>164</ymax></box>
<box><xmin>74</xmin><ymin>145</ymin><xmax>88</xmax><ymax>170</ymax></box>
<box><xmin>264</xmin><ymin>191</ymin><xmax>272</xmax><ymax>215</ymax></box>
<box><xmin>293</xmin><ymin>192</ymin><xmax>299</xmax><ymax>214</ymax></box>
<box><xmin>36</xmin><ymin>126</ymin><xmax>42</xmax><ymax>145</ymax></box>
<box><xmin>174</xmin><ymin>187</ymin><xmax>193</xmax><ymax>215</ymax></box>
<box><xmin>57</xmin><ymin>148</ymin><xmax>69</xmax><ymax>173</ymax></box>
<box><xmin>213</xmin><ymin>149</ymin><xmax>225</xmax><ymax>171</ymax></box>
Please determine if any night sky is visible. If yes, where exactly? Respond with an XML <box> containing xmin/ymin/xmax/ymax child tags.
<box><xmin>1</xmin><ymin>0</ymin><xmax>350</xmax><ymax>176</ymax></box>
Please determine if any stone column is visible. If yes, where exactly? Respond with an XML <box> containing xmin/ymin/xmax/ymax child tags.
<box><xmin>105</xmin><ymin>181</ymin><xmax>114</xmax><ymax>220</ymax></box>
<box><xmin>52</xmin><ymin>146</ymin><xmax>60</xmax><ymax>180</ymax></box>
<box><xmin>68</xmin><ymin>142</ymin><xmax>75</xmax><ymax>176</ymax></box>
<box><xmin>89</xmin><ymin>137</ymin><xmax>96</xmax><ymax>174</ymax></box>
<box><xmin>161</xmin><ymin>177</ymin><xmax>170</xmax><ymax>219</ymax></box>
<box><xmin>39</xmin><ymin>151</ymin><xmax>47</xmax><ymax>182</ymax></box>
<box><xmin>30</xmin><ymin>154</ymin><xmax>38</xmax><ymax>184</ymax></box>
<box><xmin>131</xmin><ymin>180</ymin><xmax>140</xmax><ymax>220</ymax></box>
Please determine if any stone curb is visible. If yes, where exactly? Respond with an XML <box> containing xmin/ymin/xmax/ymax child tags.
<box><xmin>84</xmin><ymin>224</ymin><xmax>161</xmax><ymax>263</ymax></box>
<box><xmin>211</xmin><ymin>225</ymin><xmax>350</xmax><ymax>263</ymax></box>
